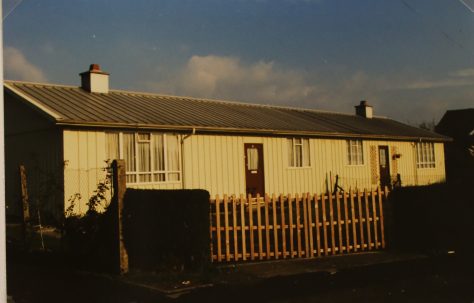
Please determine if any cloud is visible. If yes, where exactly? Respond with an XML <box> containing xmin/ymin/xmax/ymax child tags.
<box><xmin>4</xmin><ymin>47</ymin><xmax>47</xmax><ymax>82</ymax></box>
<box><xmin>148</xmin><ymin>55</ymin><xmax>316</xmax><ymax>105</ymax></box>
<box><xmin>144</xmin><ymin>55</ymin><xmax>474</xmax><ymax>124</ymax></box>
<box><xmin>450</xmin><ymin>67</ymin><xmax>474</xmax><ymax>77</ymax></box>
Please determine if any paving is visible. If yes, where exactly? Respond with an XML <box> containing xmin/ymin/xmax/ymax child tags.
<box><xmin>113</xmin><ymin>250</ymin><xmax>429</xmax><ymax>299</ymax></box>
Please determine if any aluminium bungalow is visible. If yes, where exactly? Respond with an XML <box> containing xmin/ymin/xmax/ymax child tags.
<box><xmin>5</xmin><ymin>64</ymin><xmax>449</xmax><ymax>221</ymax></box>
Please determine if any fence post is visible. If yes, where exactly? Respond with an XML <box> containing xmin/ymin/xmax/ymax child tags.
<box><xmin>19</xmin><ymin>165</ymin><xmax>30</xmax><ymax>223</ymax></box>
<box><xmin>19</xmin><ymin>165</ymin><xmax>31</xmax><ymax>247</ymax></box>
<box><xmin>112</xmin><ymin>160</ymin><xmax>128</xmax><ymax>274</ymax></box>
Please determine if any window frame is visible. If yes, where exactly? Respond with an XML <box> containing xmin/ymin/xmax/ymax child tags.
<box><xmin>346</xmin><ymin>139</ymin><xmax>364</xmax><ymax>166</ymax></box>
<box><xmin>105</xmin><ymin>131</ymin><xmax>182</xmax><ymax>184</ymax></box>
<box><xmin>288</xmin><ymin>138</ymin><xmax>310</xmax><ymax>168</ymax></box>
<box><xmin>416</xmin><ymin>142</ymin><xmax>436</xmax><ymax>169</ymax></box>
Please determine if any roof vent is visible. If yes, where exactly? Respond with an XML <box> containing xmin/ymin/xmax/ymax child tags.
<box><xmin>80</xmin><ymin>64</ymin><xmax>109</xmax><ymax>93</ymax></box>
<box><xmin>355</xmin><ymin>100</ymin><xmax>373</xmax><ymax>119</ymax></box>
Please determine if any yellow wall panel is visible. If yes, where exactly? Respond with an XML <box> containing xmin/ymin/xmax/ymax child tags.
<box><xmin>63</xmin><ymin>130</ymin><xmax>447</xmax><ymax>214</ymax></box>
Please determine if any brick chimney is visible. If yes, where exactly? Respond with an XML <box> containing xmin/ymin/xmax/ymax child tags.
<box><xmin>80</xmin><ymin>64</ymin><xmax>109</xmax><ymax>93</ymax></box>
<box><xmin>355</xmin><ymin>100</ymin><xmax>373</xmax><ymax>119</ymax></box>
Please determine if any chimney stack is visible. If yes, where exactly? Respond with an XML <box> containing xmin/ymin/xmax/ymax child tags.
<box><xmin>80</xmin><ymin>64</ymin><xmax>109</xmax><ymax>93</ymax></box>
<box><xmin>355</xmin><ymin>100</ymin><xmax>373</xmax><ymax>119</ymax></box>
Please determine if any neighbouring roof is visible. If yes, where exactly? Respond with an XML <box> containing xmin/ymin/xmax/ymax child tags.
<box><xmin>5</xmin><ymin>81</ymin><xmax>449</xmax><ymax>142</ymax></box>
<box><xmin>436</xmin><ymin>108</ymin><xmax>474</xmax><ymax>139</ymax></box>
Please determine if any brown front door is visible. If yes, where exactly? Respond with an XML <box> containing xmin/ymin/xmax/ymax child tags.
<box><xmin>378</xmin><ymin>146</ymin><xmax>391</xmax><ymax>188</ymax></box>
<box><xmin>244</xmin><ymin>143</ymin><xmax>265</xmax><ymax>196</ymax></box>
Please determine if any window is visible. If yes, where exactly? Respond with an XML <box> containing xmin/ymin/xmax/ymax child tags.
<box><xmin>416</xmin><ymin>142</ymin><xmax>435</xmax><ymax>168</ymax></box>
<box><xmin>288</xmin><ymin>138</ymin><xmax>310</xmax><ymax>167</ymax></box>
<box><xmin>347</xmin><ymin>140</ymin><xmax>364</xmax><ymax>165</ymax></box>
<box><xmin>105</xmin><ymin>132</ymin><xmax>181</xmax><ymax>183</ymax></box>
<box><xmin>247</xmin><ymin>147</ymin><xmax>259</xmax><ymax>170</ymax></box>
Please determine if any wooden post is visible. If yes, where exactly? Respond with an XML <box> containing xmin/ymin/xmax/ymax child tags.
<box><xmin>19</xmin><ymin>165</ymin><xmax>31</xmax><ymax>247</ymax></box>
<box><xmin>20</xmin><ymin>165</ymin><xmax>30</xmax><ymax>224</ymax></box>
<box><xmin>314</xmin><ymin>194</ymin><xmax>321</xmax><ymax>257</ymax></box>
<box><xmin>307</xmin><ymin>193</ymin><xmax>314</xmax><ymax>258</ymax></box>
<box><xmin>232</xmin><ymin>195</ymin><xmax>239</xmax><ymax>261</ymax></box>
<box><xmin>328</xmin><ymin>191</ymin><xmax>336</xmax><ymax>255</ymax></box>
<box><xmin>364</xmin><ymin>189</ymin><xmax>372</xmax><ymax>250</ymax></box>
<box><xmin>357</xmin><ymin>191</ymin><xmax>365</xmax><ymax>250</ymax></box>
<box><xmin>272</xmin><ymin>194</ymin><xmax>279</xmax><ymax>260</ymax></box>
<box><xmin>216</xmin><ymin>195</ymin><xmax>222</xmax><ymax>262</ymax></box>
<box><xmin>336</xmin><ymin>192</ymin><xmax>343</xmax><ymax>254</ymax></box>
<box><xmin>280</xmin><ymin>194</ymin><xmax>287</xmax><ymax>258</ymax></box>
<box><xmin>240</xmin><ymin>194</ymin><xmax>247</xmax><ymax>261</ymax></box>
<box><xmin>224</xmin><ymin>195</ymin><xmax>230</xmax><ymax>261</ymax></box>
<box><xmin>288</xmin><ymin>194</ymin><xmax>294</xmax><ymax>258</ymax></box>
<box><xmin>256</xmin><ymin>194</ymin><xmax>263</xmax><ymax>260</ymax></box>
<box><xmin>248</xmin><ymin>194</ymin><xmax>255</xmax><ymax>260</ymax></box>
<box><xmin>343</xmin><ymin>191</ymin><xmax>350</xmax><ymax>253</ymax></box>
<box><xmin>295</xmin><ymin>194</ymin><xmax>302</xmax><ymax>258</ymax></box>
<box><xmin>112</xmin><ymin>160</ymin><xmax>129</xmax><ymax>274</ymax></box>
<box><xmin>264</xmin><ymin>194</ymin><xmax>271</xmax><ymax>259</ymax></box>
<box><xmin>321</xmin><ymin>193</ymin><xmax>329</xmax><ymax>256</ymax></box>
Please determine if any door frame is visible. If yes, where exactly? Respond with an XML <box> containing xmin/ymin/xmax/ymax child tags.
<box><xmin>378</xmin><ymin>145</ymin><xmax>391</xmax><ymax>188</ymax></box>
<box><xmin>244</xmin><ymin>143</ymin><xmax>265</xmax><ymax>196</ymax></box>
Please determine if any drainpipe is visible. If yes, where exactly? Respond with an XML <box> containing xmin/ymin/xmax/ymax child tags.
<box><xmin>181</xmin><ymin>128</ymin><xmax>196</xmax><ymax>190</ymax></box>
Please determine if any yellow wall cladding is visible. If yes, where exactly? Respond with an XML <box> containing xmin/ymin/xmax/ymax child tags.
<box><xmin>63</xmin><ymin>130</ymin><xmax>447</xmax><ymax>213</ymax></box>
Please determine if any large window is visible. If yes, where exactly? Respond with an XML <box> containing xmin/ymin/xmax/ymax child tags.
<box><xmin>106</xmin><ymin>132</ymin><xmax>181</xmax><ymax>183</ymax></box>
<box><xmin>347</xmin><ymin>140</ymin><xmax>364</xmax><ymax>165</ymax></box>
<box><xmin>288</xmin><ymin>138</ymin><xmax>310</xmax><ymax>167</ymax></box>
<box><xmin>416</xmin><ymin>142</ymin><xmax>435</xmax><ymax>168</ymax></box>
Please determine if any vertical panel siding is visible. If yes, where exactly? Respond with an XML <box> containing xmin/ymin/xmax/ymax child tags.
<box><xmin>64</xmin><ymin>130</ymin><xmax>183</xmax><ymax>215</ymax></box>
<box><xmin>181</xmin><ymin>135</ymin><xmax>444</xmax><ymax>195</ymax></box>
<box><xmin>64</xmin><ymin>130</ymin><xmax>447</xmax><ymax>214</ymax></box>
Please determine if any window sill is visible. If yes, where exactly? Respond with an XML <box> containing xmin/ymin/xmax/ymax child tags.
<box><xmin>345</xmin><ymin>164</ymin><xmax>366</xmax><ymax>167</ymax></box>
<box><xmin>287</xmin><ymin>166</ymin><xmax>312</xmax><ymax>170</ymax></box>
<box><xmin>126</xmin><ymin>181</ymin><xmax>182</xmax><ymax>186</ymax></box>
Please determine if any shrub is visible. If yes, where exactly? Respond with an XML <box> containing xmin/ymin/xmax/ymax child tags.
<box><xmin>122</xmin><ymin>189</ymin><xmax>210</xmax><ymax>272</ymax></box>
<box><xmin>388</xmin><ymin>180</ymin><xmax>473</xmax><ymax>253</ymax></box>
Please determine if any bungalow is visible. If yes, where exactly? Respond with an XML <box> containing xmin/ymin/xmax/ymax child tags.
<box><xmin>5</xmin><ymin>64</ymin><xmax>449</xmax><ymax>221</ymax></box>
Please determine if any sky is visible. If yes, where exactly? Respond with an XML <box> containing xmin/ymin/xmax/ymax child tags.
<box><xmin>3</xmin><ymin>0</ymin><xmax>474</xmax><ymax>125</ymax></box>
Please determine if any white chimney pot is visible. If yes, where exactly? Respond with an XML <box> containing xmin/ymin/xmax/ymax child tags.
<box><xmin>80</xmin><ymin>64</ymin><xmax>109</xmax><ymax>93</ymax></box>
<box><xmin>355</xmin><ymin>100</ymin><xmax>373</xmax><ymax>119</ymax></box>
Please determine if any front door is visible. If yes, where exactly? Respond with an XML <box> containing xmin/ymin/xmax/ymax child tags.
<box><xmin>378</xmin><ymin>146</ymin><xmax>391</xmax><ymax>188</ymax></box>
<box><xmin>244</xmin><ymin>143</ymin><xmax>265</xmax><ymax>196</ymax></box>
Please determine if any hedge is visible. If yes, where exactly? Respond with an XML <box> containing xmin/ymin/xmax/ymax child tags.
<box><xmin>387</xmin><ymin>180</ymin><xmax>473</xmax><ymax>253</ymax></box>
<box><xmin>122</xmin><ymin>189</ymin><xmax>210</xmax><ymax>272</ymax></box>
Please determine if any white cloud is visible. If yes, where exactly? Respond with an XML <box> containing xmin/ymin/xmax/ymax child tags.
<box><xmin>450</xmin><ymin>67</ymin><xmax>474</xmax><ymax>77</ymax></box>
<box><xmin>148</xmin><ymin>55</ymin><xmax>316</xmax><ymax>105</ymax></box>
<box><xmin>4</xmin><ymin>47</ymin><xmax>47</xmax><ymax>82</ymax></box>
<box><xmin>389</xmin><ymin>67</ymin><xmax>474</xmax><ymax>90</ymax></box>
<box><xmin>143</xmin><ymin>55</ymin><xmax>474</xmax><ymax>124</ymax></box>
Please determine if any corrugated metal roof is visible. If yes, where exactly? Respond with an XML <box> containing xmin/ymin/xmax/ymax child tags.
<box><xmin>5</xmin><ymin>81</ymin><xmax>449</xmax><ymax>141</ymax></box>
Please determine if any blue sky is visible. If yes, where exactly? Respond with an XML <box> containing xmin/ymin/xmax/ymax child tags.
<box><xmin>3</xmin><ymin>0</ymin><xmax>474</xmax><ymax>124</ymax></box>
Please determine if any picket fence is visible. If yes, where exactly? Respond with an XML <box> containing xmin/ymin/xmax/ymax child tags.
<box><xmin>209</xmin><ymin>187</ymin><xmax>388</xmax><ymax>262</ymax></box>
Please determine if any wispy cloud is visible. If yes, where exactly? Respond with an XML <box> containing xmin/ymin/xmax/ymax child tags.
<box><xmin>393</xmin><ymin>67</ymin><xmax>474</xmax><ymax>90</ymax></box>
<box><xmin>4</xmin><ymin>47</ymin><xmax>47</xmax><ymax>82</ymax></box>
<box><xmin>450</xmin><ymin>67</ymin><xmax>474</xmax><ymax>77</ymax></box>
<box><xmin>147</xmin><ymin>55</ymin><xmax>316</xmax><ymax>105</ymax></box>
<box><xmin>143</xmin><ymin>55</ymin><xmax>474</xmax><ymax>124</ymax></box>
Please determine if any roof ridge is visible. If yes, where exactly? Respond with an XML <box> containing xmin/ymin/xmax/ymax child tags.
<box><xmin>4</xmin><ymin>80</ymin><xmax>79</xmax><ymax>89</ymax></box>
<box><xmin>5</xmin><ymin>80</ymin><xmax>395</xmax><ymax>121</ymax></box>
<box><xmin>6</xmin><ymin>79</ymin><xmax>363</xmax><ymax>117</ymax></box>
<box><xmin>110</xmin><ymin>88</ymin><xmax>361</xmax><ymax>117</ymax></box>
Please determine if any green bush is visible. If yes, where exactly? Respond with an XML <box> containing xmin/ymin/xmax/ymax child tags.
<box><xmin>122</xmin><ymin>189</ymin><xmax>210</xmax><ymax>272</ymax></box>
<box><xmin>61</xmin><ymin>208</ymin><xmax>117</xmax><ymax>271</ymax></box>
<box><xmin>388</xmin><ymin>180</ymin><xmax>473</xmax><ymax>253</ymax></box>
